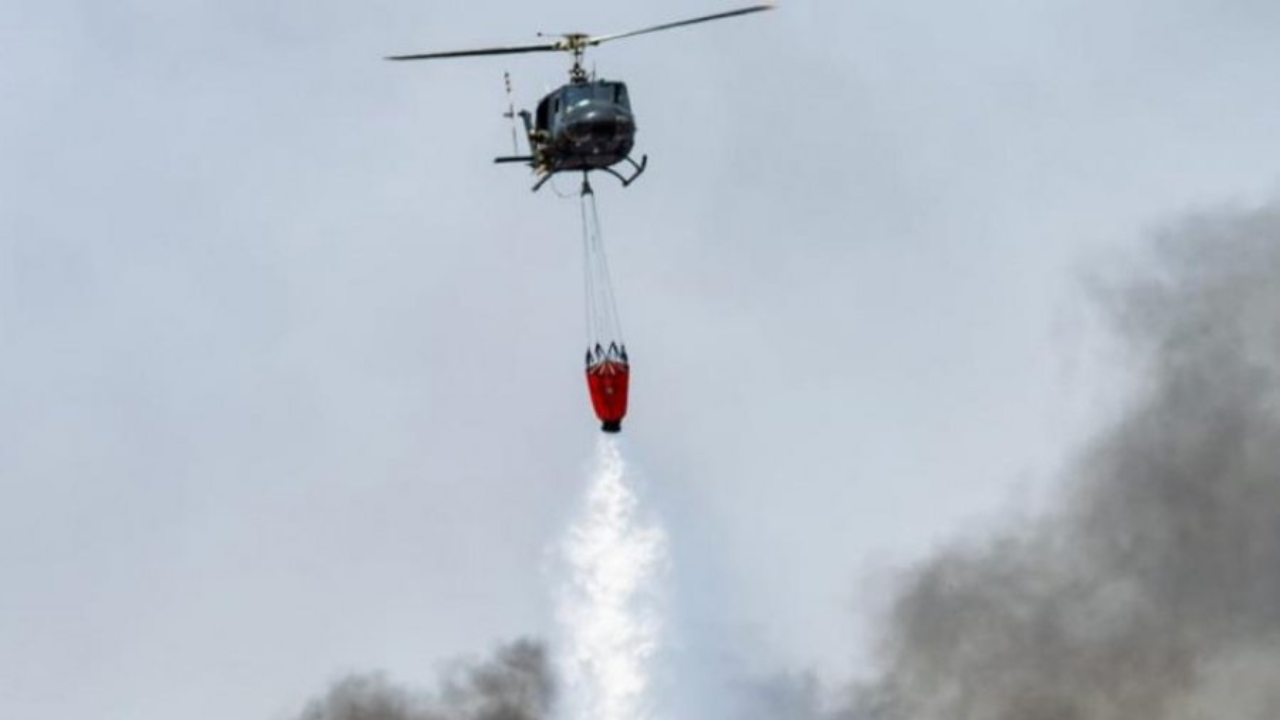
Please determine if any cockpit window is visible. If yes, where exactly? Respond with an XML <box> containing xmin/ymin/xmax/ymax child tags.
<box><xmin>562</xmin><ymin>85</ymin><xmax>593</xmax><ymax>107</ymax></box>
<box><xmin>613</xmin><ymin>84</ymin><xmax>630</xmax><ymax>108</ymax></box>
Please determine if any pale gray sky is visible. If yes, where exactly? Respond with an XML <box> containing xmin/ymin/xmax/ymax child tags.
<box><xmin>4</xmin><ymin>1</ymin><xmax>1280</xmax><ymax>719</ymax></box>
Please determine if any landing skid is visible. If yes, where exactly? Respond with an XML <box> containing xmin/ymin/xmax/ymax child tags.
<box><xmin>522</xmin><ymin>154</ymin><xmax>649</xmax><ymax>193</ymax></box>
<box><xmin>600</xmin><ymin>154</ymin><xmax>648</xmax><ymax>188</ymax></box>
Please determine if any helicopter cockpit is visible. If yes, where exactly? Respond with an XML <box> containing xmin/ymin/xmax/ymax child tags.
<box><xmin>535</xmin><ymin>81</ymin><xmax>632</xmax><ymax>134</ymax></box>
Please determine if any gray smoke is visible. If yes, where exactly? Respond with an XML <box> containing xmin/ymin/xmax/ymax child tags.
<box><xmin>859</xmin><ymin>201</ymin><xmax>1280</xmax><ymax>719</ymax></box>
<box><xmin>296</xmin><ymin>640</ymin><xmax>553</xmax><ymax>720</ymax></box>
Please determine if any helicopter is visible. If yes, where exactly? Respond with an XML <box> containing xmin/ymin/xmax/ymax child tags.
<box><xmin>386</xmin><ymin>3</ymin><xmax>775</xmax><ymax>192</ymax></box>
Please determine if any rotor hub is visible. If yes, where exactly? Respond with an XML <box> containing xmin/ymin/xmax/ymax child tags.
<box><xmin>555</xmin><ymin>34</ymin><xmax>592</xmax><ymax>82</ymax></box>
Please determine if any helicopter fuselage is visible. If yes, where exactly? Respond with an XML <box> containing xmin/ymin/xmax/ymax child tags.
<box><xmin>535</xmin><ymin>80</ymin><xmax>636</xmax><ymax>171</ymax></box>
<box><xmin>496</xmin><ymin>79</ymin><xmax>648</xmax><ymax>190</ymax></box>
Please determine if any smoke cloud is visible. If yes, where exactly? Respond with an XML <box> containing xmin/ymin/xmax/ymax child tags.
<box><xmin>859</xmin><ymin>201</ymin><xmax>1280</xmax><ymax>719</ymax></box>
<box><xmin>295</xmin><ymin>640</ymin><xmax>553</xmax><ymax>720</ymax></box>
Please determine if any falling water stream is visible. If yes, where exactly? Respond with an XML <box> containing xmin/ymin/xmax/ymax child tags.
<box><xmin>556</xmin><ymin>436</ymin><xmax>667</xmax><ymax>720</ymax></box>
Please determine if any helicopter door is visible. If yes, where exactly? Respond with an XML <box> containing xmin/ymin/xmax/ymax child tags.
<box><xmin>612</xmin><ymin>83</ymin><xmax>631</xmax><ymax>110</ymax></box>
<box><xmin>534</xmin><ymin>95</ymin><xmax>551</xmax><ymax>132</ymax></box>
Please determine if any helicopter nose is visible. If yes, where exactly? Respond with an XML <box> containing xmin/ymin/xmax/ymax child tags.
<box><xmin>565</xmin><ymin>105</ymin><xmax>628</xmax><ymax>142</ymax></box>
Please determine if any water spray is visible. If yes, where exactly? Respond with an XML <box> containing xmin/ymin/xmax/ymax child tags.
<box><xmin>556</xmin><ymin>436</ymin><xmax>667</xmax><ymax>720</ymax></box>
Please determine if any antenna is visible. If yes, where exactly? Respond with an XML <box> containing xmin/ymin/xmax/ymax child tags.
<box><xmin>502</xmin><ymin>71</ymin><xmax>518</xmax><ymax>154</ymax></box>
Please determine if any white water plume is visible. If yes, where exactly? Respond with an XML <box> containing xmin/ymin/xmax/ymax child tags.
<box><xmin>556</xmin><ymin>436</ymin><xmax>668</xmax><ymax>720</ymax></box>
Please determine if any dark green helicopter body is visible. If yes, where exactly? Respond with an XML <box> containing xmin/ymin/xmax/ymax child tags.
<box><xmin>387</xmin><ymin>4</ymin><xmax>772</xmax><ymax>191</ymax></box>
<box><xmin>502</xmin><ymin>78</ymin><xmax>643</xmax><ymax>190</ymax></box>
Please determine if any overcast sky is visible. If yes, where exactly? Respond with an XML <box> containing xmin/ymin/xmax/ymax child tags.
<box><xmin>4</xmin><ymin>2</ymin><xmax>1280</xmax><ymax>719</ymax></box>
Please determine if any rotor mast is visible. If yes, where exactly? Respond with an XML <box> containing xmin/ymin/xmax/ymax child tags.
<box><xmin>570</xmin><ymin>41</ymin><xmax>588</xmax><ymax>83</ymax></box>
<box><xmin>542</xmin><ymin>33</ymin><xmax>591</xmax><ymax>83</ymax></box>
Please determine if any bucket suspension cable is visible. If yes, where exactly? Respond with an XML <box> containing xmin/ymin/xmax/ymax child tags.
<box><xmin>580</xmin><ymin>177</ymin><xmax>624</xmax><ymax>353</ymax></box>
<box><xmin>579</xmin><ymin>175</ymin><xmax>630</xmax><ymax>433</ymax></box>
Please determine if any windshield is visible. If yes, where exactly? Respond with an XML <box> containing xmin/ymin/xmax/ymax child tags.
<box><xmin>561</xmin><ymin>85</ymin><xmax>593</xmax><ymax>108</ymax></box>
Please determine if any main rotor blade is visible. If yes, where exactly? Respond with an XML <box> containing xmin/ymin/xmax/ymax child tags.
<box><xmin>588</xmin><ymin>3</ymin><xmax>774</xmax><ymax>46</ymax></box>
<box><xmin>385</xmin><ymin>41</ymin><xmax>560</xmax><ymax>61</ymax></box>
